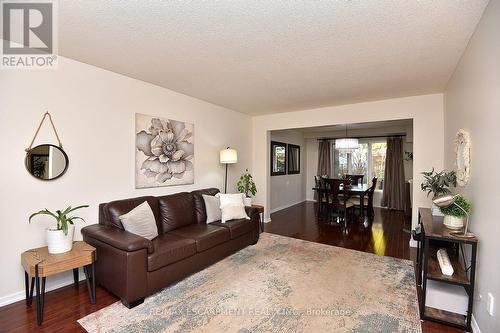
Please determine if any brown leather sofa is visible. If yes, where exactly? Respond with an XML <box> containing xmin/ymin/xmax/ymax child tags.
<box><xmin>81</xmin><ymin>188</ymin><xmax>260</xmax><ymax>308</ymax></box>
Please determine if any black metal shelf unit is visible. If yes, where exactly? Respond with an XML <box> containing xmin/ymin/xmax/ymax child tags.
<box><xmin>416</xmin><ymin>208</ymin><xmax>478</xmax><ymax>332</ymax></box>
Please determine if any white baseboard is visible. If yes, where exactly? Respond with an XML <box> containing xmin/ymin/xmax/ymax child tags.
<box><xmin>471</xmin><ymin>315</ymin><xmax>481</xmax><ymax>333</ymax></box>
<box><xmin>269</xmin><ymin>200</ymin><xmax>305</xmax><ymax>214</ymax></box>
<box><xmin>0</xmin><ymin>276</ymin><xmax>86</xmax><ymax>308</ymax></box>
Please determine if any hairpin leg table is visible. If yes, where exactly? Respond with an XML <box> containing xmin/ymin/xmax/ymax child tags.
<box><xmin>21</xmin><ymin>241</ymin><xmax>96</xmax><ymax>325</ymax></box>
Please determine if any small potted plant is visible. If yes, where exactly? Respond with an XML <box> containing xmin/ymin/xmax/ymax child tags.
<box><xmin>421</xmin><ymin>168</ymin><xmax>457</xmax><ymax>215</ymax></box>
<box><xmin>29</xmin><ymin>205</ymin><xmax>89</xmax><ymax>254</ymax></box>
<box><xmin>439</xmin><ymin>195</ymin><xmax>471</xmax><ymax>230</ymax></box>
<box><xmin>237</xmin><ymin>169</ymin><xmax>257</xmax><ymax>206</ymax></box>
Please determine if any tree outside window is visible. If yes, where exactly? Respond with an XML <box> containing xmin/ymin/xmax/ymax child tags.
<box><xmin>332</xmin><ymin>140</ymin><xmax>387</xmax><ymax>189</ymax></box>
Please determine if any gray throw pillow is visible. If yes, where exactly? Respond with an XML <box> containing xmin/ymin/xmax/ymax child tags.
<box><xmin>202</xmin><ymin>194</ymin><xmax>222</xmax><ymax>223</ymax></box>
<box><xmin>119</xmin><ymin>201</ymin><xmax>158</xmax><ymax>240</ymax></box>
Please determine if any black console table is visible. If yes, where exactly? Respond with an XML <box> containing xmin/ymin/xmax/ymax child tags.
<box><xmin>416</xmin><ymin>208</ymin><xmax>478</xmax><ymax>332</ymax></box>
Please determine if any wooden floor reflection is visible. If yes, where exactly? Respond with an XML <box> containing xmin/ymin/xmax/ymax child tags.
<box><xmin>265</xmin><ymin>201</ymin><xmax>411</xmax><ymax>260</ymax></box>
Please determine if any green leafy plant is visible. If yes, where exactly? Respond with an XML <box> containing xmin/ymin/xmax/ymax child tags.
<box><xmin>421</xmin><ymin>168</ymin><xmax>457</xmax><ymax>198</ymax></box>
<box><xmin>29</xmin><ymin>205</ymin><xmax>89</xmax><ymax>235</ymax></box>
<box><xmin>237</xmin><ymin>169</ymin><xmax>257</xmax><ymax>198</ymax></box>
<box><xmin>440</xmin><ymin>195</ymin><xmax>471</xmax><ymax>217</ymax></box>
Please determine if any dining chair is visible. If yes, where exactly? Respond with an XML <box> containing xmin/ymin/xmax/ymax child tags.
<box><xmin>315</xmin><ymin>176</ymin><xmax>328</xmax><ymax>215</ymax></box>
<box><xmin>325</xmin><ymin>178</ymin><xmax>354</xmax><ymax>224</ymax></box>
<box><xmin>350</xmin><ymin>177</ymin><xmax>378</xmax><ymax>218</ymax></box>
<box><xmin>345</xmin><ymin>174</ymin><xmax>365</xmax><ymax>186</ymax></box>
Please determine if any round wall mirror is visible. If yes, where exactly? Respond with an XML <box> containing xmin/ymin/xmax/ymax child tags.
<box><xmin>25</xmin><ymin>144</ymin><xmax>69</xmax><ymax>180</ymax></box>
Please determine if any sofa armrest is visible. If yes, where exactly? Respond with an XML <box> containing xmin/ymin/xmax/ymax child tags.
<box><xmin>81</xmin><ymin>224</ymin><xmax>154</xmax><ymax>254</ymax></box>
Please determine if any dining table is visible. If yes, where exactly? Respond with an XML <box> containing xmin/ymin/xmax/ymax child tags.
<box><xmin>312</xmin><ymin>181</ymin><xmax>371</xmax><ymax>221</ymax></box>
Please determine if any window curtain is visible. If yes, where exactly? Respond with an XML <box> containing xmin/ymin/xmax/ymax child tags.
<box><xmin>317</xmin><ymin>140</ymin><xmax>331</xmax><ymax>177</ymax></box>
<box><xmin>381</xmin><ymin>137</ymin><xmax>405</xmax><ymax>210</ymax></box>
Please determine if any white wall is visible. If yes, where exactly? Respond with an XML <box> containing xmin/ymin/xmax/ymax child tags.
<box><xmin>305</xmin><ymin>139</ymin><xmax>319</xmax><ymax>202</ymax></box>
<box><xmin>0</xmin><ymin>56</ymin><xmax>252</xmax><ymax>304</ymax></box>
<box><xmin>252</xmin><ymin>94</ymin><xmax>444</xmax><ymax>231</ymax></box>
<box><xmin>269</xmin><ymin>130</ymin><xmax>306</xmax><ymax>212</ymax></box>
<box><xmin>444</xmin><ymin>0</ymin><xmax>500</xmax><ymax>331</ymax></box>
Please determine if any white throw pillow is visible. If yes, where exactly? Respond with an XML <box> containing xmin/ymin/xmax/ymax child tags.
<box><xmin>216</xmin><ymin>193</ymin><xmax>245</xmax><ymax>208</ymax></box>
<box><xmin>202</xmin><ymin>194</ymin><xmax>222</xmax><ymax>223</ymax></box>
<box><xmin>220</xmin><ymin>204</ymin><xmax>250</xmax><ymax>223</ymax></box>
<box><xmin>119</xmin><ymin>201</ymin><xmax>158</xmax><ymax>240</ymax></box>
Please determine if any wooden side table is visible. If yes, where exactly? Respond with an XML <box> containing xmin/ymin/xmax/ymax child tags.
<box><xmin>251</xmin><ymin>204</ymin><xmax>265</xmax><ymax>232</ymax></box>
<box><xmin>21</xmin><ymin>241</ymin><xmax>97</xmax><ymax>325</ymax></box>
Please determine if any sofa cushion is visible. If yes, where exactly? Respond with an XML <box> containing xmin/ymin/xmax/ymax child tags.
<box><xmin>169</xmin><ymin>224</ymin><xmax>230</xmax><ymax>252</ymax></box>
<box><xmin>103</xmin><ymin>196</ymin><xmax>161</xmax><ymax>231</ymax></box>
<box><xmin>148</xmin><ymin>234</ymin><xmax>197</xmax><ymax>272</ymax></box>
<box><xmin>191</xmin><ymin>188</ymin><xmax>220</xmax><ymax>223</ymax></box>
<box><xmin>158</xmin><ymin>192</ymin><xmax>197</xmax><ymax>232</ymax></box>
<box><xmin>211</xmin><ymin>218</ymin><xmax>255</xmax><ymax>239</ymax></box>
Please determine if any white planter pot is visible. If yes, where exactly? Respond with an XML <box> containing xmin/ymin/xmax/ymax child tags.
<box><xmin>443</xmin><ymin>215</ymin><xmax>465</xmax><ymax>230</ymax></box>
<box><xmin>46</xmin><ymin>224</ymin><xmax>75</xmax><ymax>254</ymax></box>
<box><xmin>243</xmin><ymin>197</ymin><xmax>252</xmax><ymax>207</ymax></box>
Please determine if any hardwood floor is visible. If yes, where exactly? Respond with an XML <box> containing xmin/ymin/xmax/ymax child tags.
<box><xmin>0</xmin><ymin>281</ymin><xmax>117</xmax><ymax>332</ymax></box>
<box><xmin>0</xmin><ymin>201</ymin><xmax>463</xmax><ymax>333</ymax></box>
<box><xmin>266</xmin><ymin>201</ymin><xmax>411</xmax><ymax>260</ymax></box>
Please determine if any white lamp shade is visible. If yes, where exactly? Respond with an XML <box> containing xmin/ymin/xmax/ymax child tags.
<box><xmin>335</xmin><ymin>138</ymin><xmax>359</xmax><ymax>151</ymax></box>
<box><xmin>220</xmin><ymin>148</ymin><xmax>238</xmax><ymax>164</ymax></box>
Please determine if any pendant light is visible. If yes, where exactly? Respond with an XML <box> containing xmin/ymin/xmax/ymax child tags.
<box><xmin>335</xmin><ymin>124</ymin><xmax>359</xmax><ymax>152</ymax></box>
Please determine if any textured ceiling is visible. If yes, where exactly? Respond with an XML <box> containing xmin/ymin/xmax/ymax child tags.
<box><xmin>55</xmin><ymin>1</ymin><xmax>488</xmax><ymax>115</ymax></box>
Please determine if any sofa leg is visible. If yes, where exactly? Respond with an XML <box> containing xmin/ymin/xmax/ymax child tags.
<box><xmin>122</xmin><ymin>298</ymin><xmax>144</xmax><ymax>309</ymax></box>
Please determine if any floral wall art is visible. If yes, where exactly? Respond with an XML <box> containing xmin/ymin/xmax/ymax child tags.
<box><xmin>135</xmin><ymin>113</ymin><xmax>194</xmax><ymax>188</ymax></box>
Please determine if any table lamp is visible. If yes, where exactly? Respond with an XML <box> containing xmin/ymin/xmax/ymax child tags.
<box><xmin>220</xmin><ymin>147</ymin><xmax>238</xmax><ymax>193</ymax></box>
<box><xmin>432</xmin><ymin>194</ymin><xmax>474</xmax><ymax>238</ymax></box>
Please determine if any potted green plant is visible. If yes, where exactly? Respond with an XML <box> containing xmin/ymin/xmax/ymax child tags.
<box><xmin>29</xmin><ymin>205</ymin><xmax>89</xmax><ymax>254</ymax></box>
<box><xmin>421</xmin><ymin>168</ymin><xmax>457</xmax><ymax>215</ymax></box>
<box><xmin>440</xmin><ymin>195</ymin><xmax>471</xmax><ymax>230</ymax></box>
<box><xmin>237</xmin><ymin>169</ymin><xmax>257</xmax><ymax>206</ymax></box>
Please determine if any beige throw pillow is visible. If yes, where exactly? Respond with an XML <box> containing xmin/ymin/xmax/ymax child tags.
<box><xmin>119</xmin><ymin>201</ymin><xmax>158</xmax><ymax>240</ymax></box>
<box><xmin>202</xmin><ymin>194</ymin><xmax>222</xmax><ymax>223</ymax></box>
<box><xmin>216</xmin><ymin>193</ymin><xmax>245</xmax><ymax>208</ymax></box>
<box><xmin>216</xmin><ymin>193</ymin><xmax>249</xmax><ymax>223</ymax></box>
<box><xmin>220</xmin><ymin>204</ymin><xmax>249</xmax><ymax>223</ymax></box>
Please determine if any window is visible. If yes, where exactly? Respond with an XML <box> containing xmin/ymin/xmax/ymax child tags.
<box><xmin>271</xmin><ymin>141</ymin><xmax>287</xmax><ymax>176</ymax></box>
<box><xmin>332</xmin><ymin>140</ymin><xmax>387</xmax><ymax>190</ymax></box>
<box><xmin>371</xmin><ymin>142</ymin><xmax>387</xmax><ymax>190</ymax></box>
<box><xmin>287</xmin><ymin>144</ymin><xmax>300</xmax><ymax>174</ymax></box>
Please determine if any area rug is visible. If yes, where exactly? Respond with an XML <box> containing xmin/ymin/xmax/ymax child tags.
<box><xmin>78</xmin><ymin>233</ymin><xmax>421</xmax><ymax>333</ymax></box>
